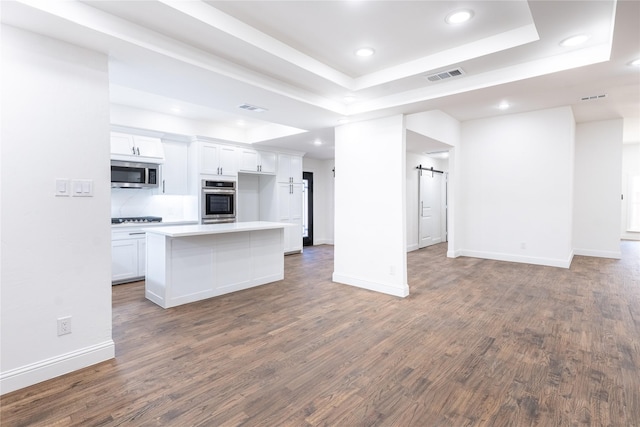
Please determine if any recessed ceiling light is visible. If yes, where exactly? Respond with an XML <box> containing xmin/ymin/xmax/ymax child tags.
<box><xmin>560</xmin><ymin>34</ymin><xmax>590</xmax><ymax>47</ymax></box>
<box><xmin>446</xmin><ymin>9</ymin><xmax>473</xmax><ymax>24</ymax></box>
<box><xmin>343</xmin><ymin>95</ymin><xmax>355</xmax><ymax>103</ymax></box>
<box><xmin>236</xmin><ymin>119</ymin><xmax>246</xmax><ymax>126</ymax></box>
<box><xmin>337</xmin><ymin>118</ymin><xmax>349</xmax><ymax>124</ymax></box>
<box><xmin>171</xmin><ymin>107</ymin><xmax>182</xmax><ymax>114</ymax></box>
<box><xmin>631</xmin><ymin>58</ymin><xmax>640</xmax><ymax>66</ymax></box>
<box><xmin>313</xmin><ymin>139</ymin><xmax>323</xmax><ymax>146</ymax></box>
<box><xmin>355</xmin><ymin>47</ymin><xmax>375</xmax><ymax>57</ymax></box>
<box><xmin>498</xmin><ymin>101</ymin><xmax>510</xmax><ymax>110</ymax></box>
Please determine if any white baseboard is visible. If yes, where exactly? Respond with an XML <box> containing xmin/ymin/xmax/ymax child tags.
<box><xmin>332</xmin><ymin>273</ymin><xmax>409</xmax><ymax>297</ymax></box>
<box><xmin>447</xmin><ymin>249</ymin><xmax>463</xmax><ymax>258</ymax></box>
<box><xmin>621</xmin><ymin>233</ymin><xmax>640</xmax><ymax>241</ymax></box>
<box><xmin>0</xmin><ymin>340</ymin><xmax>115</xmax><ymax>395</ymax></box>
<box><xmin>573</xmin><ymin>248</ymin><xmax>621</xmax><ymax>259</ymax></box>
<box><xmin>459</xmin><ymin>249</ymin><xmax>574</xmax><ymax>268</ymax></box>
<box><xmin>406</xmin><ymin>243</ymin><xmax>419</xmax><ymax>252</ymax></box>
<box><xmin>313</xmin><ymin>239</ymin><xmax>334</xmax><ymax>245</ymax></box>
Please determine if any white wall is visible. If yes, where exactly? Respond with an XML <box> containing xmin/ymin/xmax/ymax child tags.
<box><xmin>573</xmin><ymin>119</ymin><xmax>623</xmax><ymax>257</ymax></box>
<box><xmin>302</xmin><ymin>157</ymin><xmax>335</xmax><ymax>245</ymax></box>
<box><xmin>458</xmin><ymin>106</ymin><xmax>576</xmax><ymax>268</ymax></box>
<box><xmin>1</xmin><ymin>26</ymin><xmax>114</xmax><ymax>394</ymax></box>
<box><xmin>406</xmin><ymin>152</ymin><xmax>448</xmax><ymax>252</ymax></box>
<box><xmin>621</xmin><ymin>143</ymin><xmax>640</xmax><ymax>240</ymax></box>
<box><xmin>406</xmin><ymin>110</ymin><xmax>461</xmax><ymax>148</ymax></box>
<box><xmin>333</xmin><ymin>115</ymin><xmax>408</xmax><ymax>297</ymax></box>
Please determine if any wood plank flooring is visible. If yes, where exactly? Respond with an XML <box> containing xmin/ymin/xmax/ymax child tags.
<box><xmin>1</xmin><ymin>242</ymin><xmax>639</xmax><ymax>426</ymax></box>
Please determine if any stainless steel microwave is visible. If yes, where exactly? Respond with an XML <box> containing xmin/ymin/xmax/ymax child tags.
<box><xmin>110</xmin><ymin>160</ymin><xmax>159</xmax><ymax>189</ymax></box>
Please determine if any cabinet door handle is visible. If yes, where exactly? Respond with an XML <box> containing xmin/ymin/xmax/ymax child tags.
<box><xmin>162</xmin><ymin>180</ymin><xmax>166</xmax><ymax>193</ymax></box>
<box><xmin>131</xmin><ymin>147</ymin><xmax>136</xmax><ymax>155</ymax></box>
<box><xmin>136</xmin><ymin>147</ymin><xmax>140</xmax><ymax>156</ymax></box>
<box><xmin>220</xmin><ymin>167</ymin><xmax>223</xmax><ymax>175</ymax></box>
<box><xmin>129</xmin><ymin>232</ymin><xmax>145</xmax><ymax>236</ymax></box>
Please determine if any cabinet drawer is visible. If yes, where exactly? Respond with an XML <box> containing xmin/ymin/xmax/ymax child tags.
<box><xmin>112</xmin><ymin>229</ymin><xmax>146</xmax><ymax>241</ymax></box>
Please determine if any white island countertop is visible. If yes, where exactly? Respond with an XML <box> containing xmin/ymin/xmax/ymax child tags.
<box><xmin>142</xmin><ymin>221</ymin><xmax>292</xmax><ymax>238</ymax></box>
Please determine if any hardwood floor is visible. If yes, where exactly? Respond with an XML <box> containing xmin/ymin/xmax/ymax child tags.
<box><xmin>2</xmin><ymin>242</ymin><xmax>639</xmax><ymax>426</ymax></box>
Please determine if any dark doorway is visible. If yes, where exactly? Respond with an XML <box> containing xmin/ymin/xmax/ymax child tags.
<box><xmin>303</xmin><ymin>171</ymin><xmax>313</xmax><ymax>246</ymax></box>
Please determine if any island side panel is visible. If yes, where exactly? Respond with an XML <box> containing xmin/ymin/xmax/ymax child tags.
<box><xmin>213</xmin><ymin>232</ymin><xmax>253</xmax><ymax>294</ymax></box>
<box><xmin>167</xmin><ymin>235</ymin><xmax>217</xmax><ymax>307</ymax></box>
<box><xmin>252</xmin><ymin>228</ymin><xmax>285</xmax><ymax>283</ymax></box>
<box><xmin>145</xmin><ymin>233</ymin><xmax>169</xmax><ymax>308</ymax></box>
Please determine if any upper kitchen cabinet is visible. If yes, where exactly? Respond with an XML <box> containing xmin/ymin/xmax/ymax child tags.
<box><xmin>160</xmin><ymin>140</ymin><xmax>189</xmax><ymax>195</ymax></box>
<box><xmin>111</xmin><ymin>132</ymin><xmax>164</xmax><ymax>163</ymax></box>
<box><xmin>200</xmin><ymin>141</ymin><xmax>238</xmax><ymax>178</ymax></box>
<box><xmin>277</xmin><ymin>154</ymin><xmax>303</xmax><ymax>183</ymax></box>
<box><xmin>239</xmin><ymin>149</ymin><xmax>277</xmax><ymax>174</ymax></box>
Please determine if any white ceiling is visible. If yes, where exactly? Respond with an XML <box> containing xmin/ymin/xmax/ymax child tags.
<box><xmin>2</xmin><ymin>0</ymin><xmax>638</xmax><ymax>159</ymax></box>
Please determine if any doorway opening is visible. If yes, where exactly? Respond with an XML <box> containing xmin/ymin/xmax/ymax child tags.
<box><xmin>302</xmin><ymin>171</ymin><xmax>314</xmax><ymax>246</ymax></box>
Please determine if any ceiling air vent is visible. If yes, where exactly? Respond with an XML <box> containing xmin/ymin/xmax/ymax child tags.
<box><xmin>425</xmin><ymin>68</ymin><xmax>465</xmax><ymax>82</ymax></box>
<box><xmin>580</xmin><ymin>94</ymin><xmax>607</xmax><ymax>101</ymax></box>
<box><xmin>238</xmin><ymin>103</ymin><xmax>268</xmax><ymax>113</ymax></box>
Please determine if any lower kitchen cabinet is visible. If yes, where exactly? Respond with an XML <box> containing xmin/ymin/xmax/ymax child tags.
<box><xmin>112</xmin><ymin>229</ymin><xmax>146</xmax><ymax>283</ymax></box>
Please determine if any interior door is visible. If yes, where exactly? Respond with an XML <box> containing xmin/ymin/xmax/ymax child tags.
<box><xmin>419</xmin><ymin>170</ymin><xmax>444</xmax><ymax>249</ymax></box>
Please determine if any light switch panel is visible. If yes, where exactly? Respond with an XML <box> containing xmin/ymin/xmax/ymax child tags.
<box><xmin>55</xmin><ymin>179</ymin><xmax>70</xmax><ymax>197</ymax></box>
<box><xmin>71</xmin><ymin>179</ymin><xmax>93</xmax><ymax>197</ymax></box>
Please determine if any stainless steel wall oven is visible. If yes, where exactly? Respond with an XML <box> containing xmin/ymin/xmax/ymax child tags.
<box><xmin>201</xmin><ymin>180</ymin><xmax>236</xmax><ymax>224</ymax></box>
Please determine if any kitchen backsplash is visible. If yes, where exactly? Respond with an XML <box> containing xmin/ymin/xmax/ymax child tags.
<box><xmin>111</xmin><ymin>188</ymin><xmax>197</xmax><ymax>222</ymax></box>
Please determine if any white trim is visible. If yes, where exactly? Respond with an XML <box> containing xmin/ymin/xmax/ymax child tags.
<box><xmin>406</xmin><ymin>243</ymin><xmax>419</xmax><ymax>252</ymax></box>
<box><xmin>0</xmin><ymin>340</ymin><xmax>115</xmax><ymax>395</ymax></box>
<box><xmin>447</xmin><ymin>249</ymin><xmax>463</xmax><ymax>258</ymax></box>
<box><xmin>458</xmin><ymin>249</ymin><xmax>574</xmax><ymax>269</ymax></box>
<box><xmin>332</xmin><ymin>273</ymin><xmax>409</xmax><ymax>297</ymax></box>
<box><xmin>313</xmin><ymin>239</ymin><xmax>334</xmax><ymax>245</ymax></box>
<box><xmin>573</xmin><ymin>248</ymin><xmax>621</xmax><ymax>259</ymax></box>
<box><xmin>621</xmin><ymin>233</ymin><xmax>640</xmax><ymax>241</ymax></box>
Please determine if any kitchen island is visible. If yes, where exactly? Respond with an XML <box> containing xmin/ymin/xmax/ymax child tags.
<box><xmin>143</xmin><ymin>221</ymin><xmax>290</xmax><ymax>308</ymax></box>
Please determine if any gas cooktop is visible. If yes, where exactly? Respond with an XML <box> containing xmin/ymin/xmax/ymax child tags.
<box><xmin>111</xmin><ymin>216</ymin><xmax>162</xmax><ymax>224</ymax></box>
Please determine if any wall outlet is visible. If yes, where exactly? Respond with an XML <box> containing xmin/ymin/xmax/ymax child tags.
<box><xmin>57</xmin><ymin>316</ymin><xmax>72</xmax><ymax>336</ymax></box>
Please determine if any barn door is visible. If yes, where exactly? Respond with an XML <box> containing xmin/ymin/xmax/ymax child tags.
<box><xmin>419</xmin><ymin>170</ymin><xmax>446</xmax><ymax>249</ymax></box>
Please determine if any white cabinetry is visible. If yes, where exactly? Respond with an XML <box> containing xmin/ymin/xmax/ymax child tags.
<box><xmin>275</xmin><ymin>153</ymin><xmax>303</xmax><ymax>253</ymax></box>
<box><xmin>111</xmin><ymin>132</ymin><xmax>164</xmax><ymax>163</ymax></box>
<box><xmin>240</xmin><ymin>149</ymin><xmax>277</xmax><ymax>174</ymax></box>
<box><xmin>278</xmin><ymin>182</ymin><xmax>303</xmax><ymax>253</ymax></box>
<box><xmin>200</xmin><ymin>142</ymin><xmax>238</xmax><ymax>177</ymax></box>
<box><xmin>161</xmin><ymin>141</ymin><xmax>189</xmax><ymax>195</ymax></box>
<box><xmin>112</xmin><ymin>228</ymin><xmax>146</xmax><ymax>283</ymax></box>
<box><xmin>277</xmin><ymin>154</ymin><xmax>303</xmax><ymax>184</ymax></box>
